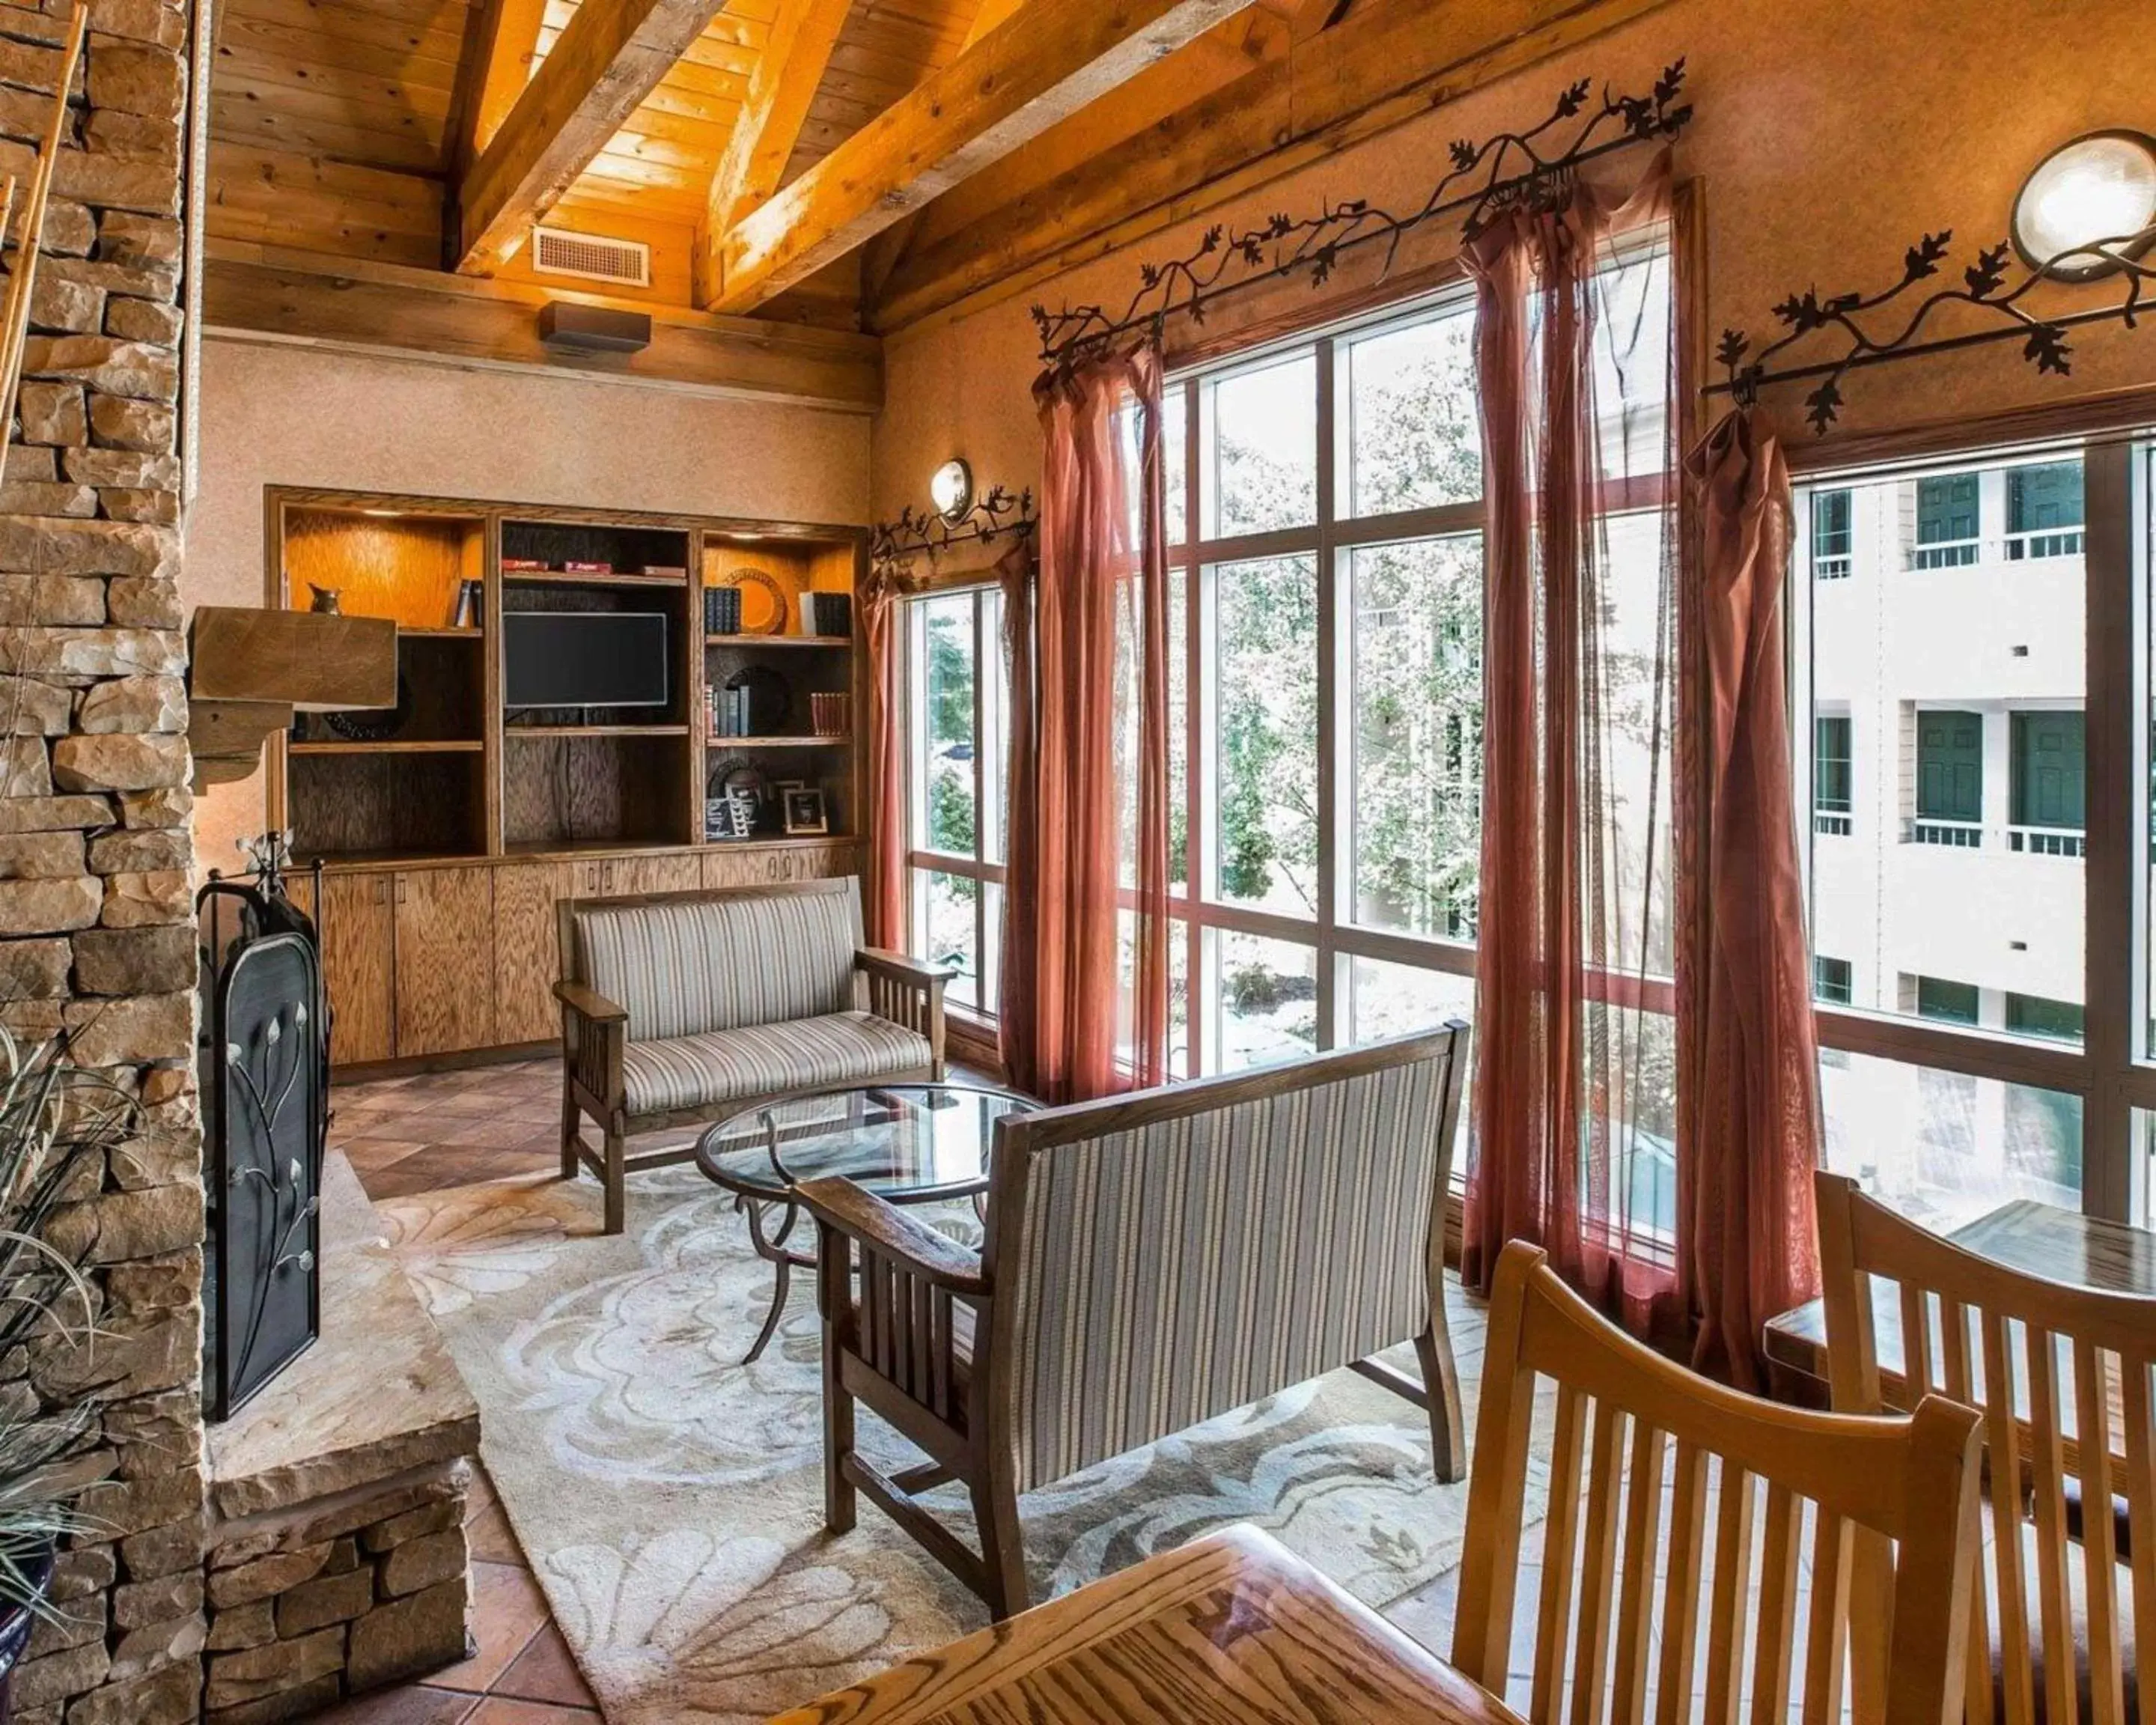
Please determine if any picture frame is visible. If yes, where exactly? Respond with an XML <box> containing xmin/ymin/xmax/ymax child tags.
<box><xmin>781</xmin><ymin>787</ymin><xmax>827</xmax><ymax>836</ymax></box>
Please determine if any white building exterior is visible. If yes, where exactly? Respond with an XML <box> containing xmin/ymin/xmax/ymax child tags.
<box><xmin>1801</xmin><ymin>459</ymin><xmax>2086</xmax><ymax>1223</ymax></box>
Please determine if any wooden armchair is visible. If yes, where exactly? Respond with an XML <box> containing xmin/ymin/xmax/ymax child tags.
<box><xmin>800</xmin><ymin>1026</ymin><xmax>1472</xmax><ymax>1619</ymax></box>
<box><xmin>1815</xmin><ymin>1172</ymin><xmax>2153</xmax><ymax>1725</ymax></box>
<box><xmin>555</xmin><ymin>877</ymin><xmax>946</xmax><ymax>1233</ymax></box>
<box><xmin>1455</xmin><ymin>1239</ymin><xmax>1986</xmax><ymax>1725</ymax></box>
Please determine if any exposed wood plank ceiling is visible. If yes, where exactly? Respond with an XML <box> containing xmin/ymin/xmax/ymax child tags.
<box><xmin>203</xmin><ymin>0</ymin><xmax>1669</xmax><ymax>354</ymax></box>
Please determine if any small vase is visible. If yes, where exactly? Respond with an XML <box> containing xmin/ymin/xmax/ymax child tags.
<box><xmin>307</xmin><ymin>584</ymin><xmax>342</xmax><ymax>614</ymax></box>
<box><xmin>0</xmin><ymin>1539</ymin><xmax>57</xmax><ymax>1725</ymax></box>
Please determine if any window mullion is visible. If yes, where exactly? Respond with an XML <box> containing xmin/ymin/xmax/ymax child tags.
<box><xmin>1315</xmin><ymin>335</ymin><xmax>1339</xmax><ymax>1050</ymax></box>
<box><xmin>2085</xmin><ymin>438</ymin><xmax>2139</xmax><ymax>1220</ymax></box>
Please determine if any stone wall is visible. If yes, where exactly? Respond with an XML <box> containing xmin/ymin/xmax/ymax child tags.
<box><xmin>0</xmin><ymin>2</ymin><xmax>203</xmax><ymax>1725</ymax></box>
<box><xmin>204</xmin><ymin>1461</ymin><xmax>472</xmax><ymax>1725</ymax></box>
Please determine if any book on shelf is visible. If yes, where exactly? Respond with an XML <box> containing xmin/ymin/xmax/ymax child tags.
<box><xmin>447</xmin><ymin>578</ymin><xmax>482</xmax><ymax>628</ymax></box>
<box><xmin>642</xmin><ymin>565</ymin><xmax>687</xmax><ymax>578</ymax></box>
<box><xmin>501</xmin><ymin>557</ymin><xmax>546</xmax><ymax>571</ymax></box>
<box><xmin>562</xmin><ymin>560</ymin><xmax>613</xmax><ymax>574</ymax></box>
<box><xmin>704</xmin><ymin>585</ymin><xmax>742</xmax><ymax>634</ymax></box>
<box><xmin>801</xmin><ymin>591</ymin><xmax>852</xmax><ymax>638</ymax></box>
<box><xmin>808</xmin><ymin>692</ymin><xmax>850</xmax><ymax>737</ymax></box>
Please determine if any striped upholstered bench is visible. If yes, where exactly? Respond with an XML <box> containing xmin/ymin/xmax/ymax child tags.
<box><xmin>798</xmin><ymin>1024</ymin><xmax>1472</xmax><ymax>1618</ymax></box>
<box><xmin>553</xmin><ymin>877</ymin><xmax>945</xmax><ymax>1233</ymax></box>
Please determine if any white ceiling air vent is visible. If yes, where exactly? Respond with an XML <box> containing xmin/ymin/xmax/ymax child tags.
<box><xmin>531</xmin><ymin>225</ymin><xmax>651</xmax><ymax>289</ymax></box>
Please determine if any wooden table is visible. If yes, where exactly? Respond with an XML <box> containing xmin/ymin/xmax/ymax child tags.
<box><xmin>767</xmin><ymin>1525</ymin><xmax>1528</xmax><ymax>1725</ymax></box>
<box><xmin>1764</xmin><ymin>1197</ymin><xmax>2156</xmax><ymax>1394</ymax></box>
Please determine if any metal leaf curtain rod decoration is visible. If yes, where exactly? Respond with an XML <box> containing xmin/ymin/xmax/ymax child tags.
<box><xmin>1713</xmin><ymin>228</ymin><xmax>2156</xmax><ymax>433</ymax></box>
<box><xmin>1030</xmin><ymin>61</ymin><xmax>1693</xmax><ymax>368</ymax></box>
<box><xmin>871</xmin><ymin>485</ymin><xmax>1035</xmax><ymax>568</ymax></box>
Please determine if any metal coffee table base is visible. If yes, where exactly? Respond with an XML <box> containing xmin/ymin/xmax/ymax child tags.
<box><xmin>737</xmin><ymin>1194</ymin><xmax>808</xmax><ymax>1365</ymax></box>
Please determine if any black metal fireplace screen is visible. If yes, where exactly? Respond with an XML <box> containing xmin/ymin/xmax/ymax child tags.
<box><xmin>198</xmin><ymin>841</ymin><xmax>329</xmax><ymax>1423</ymax></box>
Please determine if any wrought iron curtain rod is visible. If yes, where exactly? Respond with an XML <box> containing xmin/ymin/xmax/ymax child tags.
<box><xmin>1030</xmin><ymin>62</ymin><xmax>1693</xmax><ymax>371</ymax></box>
<box><xmin>871</xmin><ymin>485</ymin><xmax>1036</xmax><ymax>569</ymax></box>
<box><xmin>1711</xmin><ymin>225</ymin><xmax>2156</xmax><ymax>432</ymax></box>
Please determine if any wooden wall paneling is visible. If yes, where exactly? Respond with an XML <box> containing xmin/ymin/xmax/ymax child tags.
<box><xmin>299</xmin><ymin>870</ymin><xmax>398</xmax><ymax>1064</ymax></box>
<box><xmin>394</xmin><ymin>863</ymin><xmax>497</xmax><ymax>1055</ymax></box>
<box><xmin>203</xmin><ymin>241</ymin><xmax>886</xmax><ymax>409</ymax></box>
<box><xmin>491</xmin><ymin>859</ymin><xmax>567</xmax><ymax>1041</ymax></box>
<box><xmin>204</xmin><ymin>142</ymin><xmax>445</xmax><ymax>267</ymax></box>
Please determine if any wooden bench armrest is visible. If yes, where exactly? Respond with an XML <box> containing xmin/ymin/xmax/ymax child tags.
<box><xmin>799</xmin><ymin>1175</ymin><xmax>984</xmax><ymax>1295</ymax></box>
<box><xmin>552</xmin><ymin>979</ymin><xmax>628</xmax><ymax>1026</ymax></box>
<box><xmin>855</xmin><ymin>948</ymin><xmax>948</xmax><ymax>988</ymax></box>
<box><xmin>853</xmin><ymin>951</ymin><xmax>948</xmax><ymax>1079</ymax></box>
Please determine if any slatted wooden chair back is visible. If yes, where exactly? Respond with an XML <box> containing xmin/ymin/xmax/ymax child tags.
<box><xmin>1816</xmin><ymin>1171</ymin><xmax>2156</xmax><ymax>1725</ymax></box>
<box><xmin>1453</xmin><ymin>1240</ymin><xmax>1985</xmax><ymax>1725</ymax></box>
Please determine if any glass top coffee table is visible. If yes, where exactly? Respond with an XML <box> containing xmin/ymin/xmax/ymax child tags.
<box><xmin>693</xmin><ymin>1080</ymin><xmax>1036</xmax><ymax>1363</ymax></box>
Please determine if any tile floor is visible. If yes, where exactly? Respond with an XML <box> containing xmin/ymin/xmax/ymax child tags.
<box><xmin>319</xmin><ymin>1059</ymin><xmax>604</xmax><ymax>1725</ymax></box>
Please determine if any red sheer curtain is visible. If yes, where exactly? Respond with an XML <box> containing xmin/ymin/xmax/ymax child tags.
<box><xmin>1000</xmin><ymin>346</ymin><xmax>1172</xmax><ymax>1103</ymax></box>
<box><xmin>859</xmin><ymin>561</ymin><xmax>907</xmax><ymax>951</ymax></box>
<box><xmin>1461</xmin><ymin>160</ymin><xmax>1681</xmax><ymax>1334</ymax></box>
<box><xmin>1675</xmin><ymin>409</ymin><xmax>1823</xmax><ymax>1391</ymax></box>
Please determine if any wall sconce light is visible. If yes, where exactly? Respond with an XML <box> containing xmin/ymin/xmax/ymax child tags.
<box><xmin>2012</xmin><ymin>130</ymin><xmax>2156</xmax><ymax>281</ymax></box>
<box><xmin>930</xmin><ymin>458</ymin><xmax>973</xmax><ymax>522</ymax></box>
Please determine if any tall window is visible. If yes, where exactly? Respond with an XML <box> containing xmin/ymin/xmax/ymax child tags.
<box><xmin>1143</xmin><ymin>234</ymin><xmax>1670</xmax><ymax>1092</ymax></box>
<box><xmin>903</xmin><ymin>586</ymin><xmax>1005</xmax><ymax>1017</ymax></box>
<box><xmin>1145</xmin><ymin>286</ymin><xmax>1493</xmax><ymax>1076</ymax></box>
<box><xmin>1797</xmin><ymin>441</ymin><xmax>2156</xmax><ymax>1231</ymax></box>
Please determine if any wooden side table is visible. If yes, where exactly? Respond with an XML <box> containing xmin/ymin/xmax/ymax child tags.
<box><xmin>767</xmin><ymin>1525</ymin><xmax>1528</xmax><ymax>1725</ymax></box>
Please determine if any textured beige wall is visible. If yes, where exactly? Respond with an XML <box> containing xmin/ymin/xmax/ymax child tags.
<box><xmin>871</xmin><ymin>0</ymin><xmax>2156</xmax><ymax>520</ymax></box>
<box><xmin>189</xmin><ymin>335</ymin><xmax>873</xmax><ymax>863</ymax></box>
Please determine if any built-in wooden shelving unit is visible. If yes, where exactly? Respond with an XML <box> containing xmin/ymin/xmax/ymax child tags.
<box><xmin>264</xmin><ymin>488</ymin><xmax>868</xmax><ymax>1071</ymax></box>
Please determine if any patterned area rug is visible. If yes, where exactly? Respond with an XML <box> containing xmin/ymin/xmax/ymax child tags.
<box><xmin>377</xmin><ymin>1166</ymin><xmax>1543</xmax><ymax>1724</ymax></box>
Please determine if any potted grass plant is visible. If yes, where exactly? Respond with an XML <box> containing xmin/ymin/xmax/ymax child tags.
<box><xmin>0</xmin><ymin>1029</ymin><xmax>135</xmax><ymax>1721</ymax></box>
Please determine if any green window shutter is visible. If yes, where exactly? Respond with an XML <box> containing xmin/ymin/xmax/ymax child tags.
<box><xmin>2010</xmin><ymin>711</ymin><xmax>2085</xmax><ymax>830</ymax></box>
<box><xmin>1916</xmin><ymin>710</ymin><xmax>1983</xmax><ymax>821</ymax></box>
<box><xmin>1812</xmin><ymin>489</ymin><xmax>1852</xmax><ymax>576</ymax></box>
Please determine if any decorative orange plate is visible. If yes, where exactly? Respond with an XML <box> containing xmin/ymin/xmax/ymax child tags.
<box><xmin>728</xmin><ymin>568</ymin><xmax>788</xmax><ymax>635</ymax></box>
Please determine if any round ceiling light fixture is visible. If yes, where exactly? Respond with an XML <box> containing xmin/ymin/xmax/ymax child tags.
<box><xmin>930</xmin><ymin>457</ymin><xmax>974</xmax><ymax>522</ymax></box>
<box><xmin>2012</xmin><ymin>130</ymin><xmax>2156</xmax><ymax>281</ymax></box>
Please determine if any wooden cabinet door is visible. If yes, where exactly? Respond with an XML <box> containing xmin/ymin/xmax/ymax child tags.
<box><xmin>394</xmin><ymin>865</ymin><xmax>496</xmax><ymax>1057</ymax></box>
<box><xmin>493</xmin><ymin>862</ymin><xmax>566</xmax><ymax>1046</ymax></box>
<box><xmin>608</xmin><ymin>852</ymin><xmax>700</xmax><ymax>897</ymax></box>
<box><xmin>298</xmin><ymin>872</ymin><xmax>395</xmax><ymax>1066</ymax></box>
<box><xmin>701</xmin><ymin>843</ymin><xmax>860</xmax><ymax>891</ymax></box>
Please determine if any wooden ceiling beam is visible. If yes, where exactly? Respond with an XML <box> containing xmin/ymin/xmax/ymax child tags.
<box><xmin>957</xmin><ymin>0</ymin><xmax>1028</xmax><ymax>53</ymax></box>
<box><xmin>707</xmin><ymin>0</ymin><xmax>1255</xmax><ymax>315</ymax></box>
<box><xmin>691</xmin><ymin>0</ymin><xmax>856</xmax><ymax>307</ymax></box>
<box><xmin>871</xmin><ymin>0</ymin><xmax>1671</xmax><ymax>333</ymax></box>
<box><xmin>446</xmin><ymin>0</ymin><xmax>550</xmax><ymax>180</ymax></box>
<box><xmin>454</xmin><ymin>0</ymin><xmax>731</xmax><ymax>275</ymax></box>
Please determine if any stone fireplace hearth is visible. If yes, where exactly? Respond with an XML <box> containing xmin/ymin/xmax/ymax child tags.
<box><xmin>199</xmin><ymin>1153</ymin><xmax>481</xmax><ymax>1722</ymax></box>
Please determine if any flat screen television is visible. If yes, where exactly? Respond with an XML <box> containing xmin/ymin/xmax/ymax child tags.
<box><xmin>505</xmin><ymin>612</ymin><xmax>669</xmax><ymax>709</ymax></box>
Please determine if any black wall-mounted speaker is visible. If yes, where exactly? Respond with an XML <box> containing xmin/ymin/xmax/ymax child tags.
<box><xmin>538</xmin><ymin>301</ymin><xmax>652</xmax><ymax>353</ymax></box>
